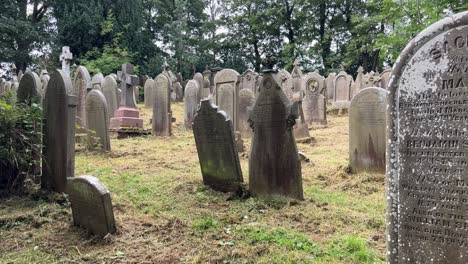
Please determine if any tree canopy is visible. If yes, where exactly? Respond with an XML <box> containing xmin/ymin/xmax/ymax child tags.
<box><xmin>0</xmin><ymin>0</ymin><xmax>466</xmax><ymax>78</ymax></box>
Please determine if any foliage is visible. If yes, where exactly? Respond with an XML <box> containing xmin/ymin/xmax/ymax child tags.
<box><xmin>0</xmin><ymin>93</ymin><xmax>42</xmax><ymax>194</ymax></box>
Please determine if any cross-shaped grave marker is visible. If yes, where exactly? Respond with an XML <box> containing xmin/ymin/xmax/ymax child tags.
<box><xmin>60</xmin><ymin>46</ymin><xmax>73</xmax><ymax>75</ymax></box>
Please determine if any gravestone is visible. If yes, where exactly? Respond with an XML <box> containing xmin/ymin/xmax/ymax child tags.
<box><xmin>42</xmin><ymin>70</ymin><xmax>77</xmax><ymax>192</ymax></box>
<box><xmin>17</xmin><ymin>71</ymin><xmax>42</xmax><ymax>104</ymax></box>
<box><xmin>60</xmin><ymin>46</ymin><xmax>73</xmax><ymax>75</ymax></box>
<box><xmin>240</xmin><ymin>69</ymin><xmax>258</xmax><ymax>95</ymax></box>
<box><xmin>110</xmin><ymin>64</ymin><xmax>143</xmax><ymax>129</ymax></box>
<box><xmin>349</xmin><ymin>87</ymin><xmax>385</xmax><ymax>172</ymax></box>
<box><xmin>152</xmin><ymin>73</ymin><xmax>172</xmax><ymax>136</ymax></box>
<box><xmin>249</xmin><ymin>56</ymin><xmax>303</xmax><ymax>200</ymax></box>
<box><xmin>73</xmin><ymin>66</ymin><xmax>91</xmax><ymax>128</ymax></box>
<box><xmin>291</xmin><ymin>59</ymin><xmax>304</xmax><ymax>92</ymax></box>
<box><xmin>203</xmin><ymin>67</ymin><xmax>213</xmax><ymax>93</ymax></box>
<box><xmin>184</xmin><ymin>80</ymin><xmax>199</xmax><ymax>128</ymax></box>
<box><xmin>91</xmin><ymin>73</ymin><xmax>104</xmax><ymax>90</ymax></box>
<box><xmin>3</xmin><ymin>81</ymin><xmax>12</xmax><ymax>93</ymax></box>
<box><xmin>17</xmin><ymin>70</ymin><xmax>23</xmax><ymax>82</ymax></box>
<box><xmin>144</xmin><ymin>79</ymin><xmax>155</xmax><ymax>108</ymax></box>
<box><xmin>174</xmin><ymin>81</ymin><xmax>184</xmax><ymax>102</ymax></box>
<box><xmin>193</xmin><ymin>99</ymin><xmax>243</xmax><ymax>192</ymax></box>
<box><xmin>194</xmin><ymin>72</ymin><xmax>204</xmax><ymax>102</ymax></box>
<box><xmin>278</xmin><ymin>69</ymin><xmax>294</xmax><ymax>100</ymax></box>
<box><xmin>363</xmin><ymin>71</ymin><xmax>381</xmax><ymax>88</ymax></box>
<box><xmin>101</xmin><ymin>75</ymin><xmax>118</xmax><ymax>118</ymax></box>
<box><xmin>302</xmin><ymin>72</ymin><xmax>327</xmax><ymax>126</ymax></box>
<box><xmin>213</xmin><ymin>69</ymin><xmax>240</xmax><ymax>130</ymax></box>
<box><xmin>67</xmin><ymin>175</ymin><xmax>116</xmax><ymax>238</ymax></box>
<box><xmin>86</xmin><ymin>90</ymin><xmax>111</xmax><ymax>151</ymax></box>
<box><xmin>379</xmin><ymin>66</ymin><xmax>392</xmax><ymax>89</ymax></box>
<box><xmin>332</xmin><ymin>71</ymin><xmax>352</xmax><ymax>109</ymax></box>
<box><xmin>325</xmin><ymin>73</ymin><xmax>336</xmax><ymax>100</ymax></box>
<box><xmin>387</xmin><ymin>11</ymin><xmax>468</xmax><ymax>264</ymax></box>
<box><xmin>40</xmin><ymin>71</ymin><xmax>50</xmax><ymax>96</ymax></box>
<box><xmin>238</xmin><ymin>88</ymin><xmax>255</xmax><ymax>137</ymax></box>
<box><xmin>353</xmin><ymin>66</ymin><xmax>365</xmax><ymax>95</ymax></box>
<box><xmin>200</xmin><ymin>73</ymin><xmax>211</xmax><ymax>100</ymax></box>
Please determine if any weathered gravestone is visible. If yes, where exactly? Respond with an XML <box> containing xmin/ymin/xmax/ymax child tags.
<box><xmin>363</xmin><ymin>71</ymin><xmax>381</xmax><ymax>89</ymax></box>
<box><xmin>249</xmin><ymin>56</ymin><xmax>303</xmax><ymax>200</ymax></box>
<box><xmin>332</xmin><ymin>71</ymin><xmax>352</xmax><ymax>109</ymax></box>
<box><xmin>42</xmin><ymin>70</ymin><xmax>77</xmax><ymax>192</ymax></box>
<box><xmin>302</xmin><ymin>72</ymin><xmax>327</xmax><ymax>126</ymax></box>
<box><xmin>353</xmin><ymin>66</ymin><xmax>365</xmax><ymax>95</ymax></box>
<box><xmin>193</xmin><ymin>99</ymin><xmax>243</xmax><ymax>192</ymax></box>
<box><xmin>17</xmin><ymin>71</ymin><xmax>42</xmax><ymax>104</ymax></box>
<box><xmin>240</xmin><ymin>69</ymin><xmax>258</xmax><ymax>96</ymax></box>
<box><xmin>60</xmin><ymin>46</ymin><xmax>73</xmax><ymax>75</ymax></box>
<box><xmin>91</xmin><ymin>73</ymin><xmax>104</xmax><ymax>90</ymax></box>
<box><xmin>291</xmin><ymin>59</ymin><xmax>304</xmax><ymax>92</ymax></box>
<box><xmin>278</xmin><ymin>69</ymin><xmax>294</xmax><ymax>100</ymax></box>
<box><xmin>102</xmin><ymin>75</ymin><xmax>119</xmax><ymax>118</ymax></box>
<box><xmin>67</xmin><ymin>175</ymin><xmax>116</xmax><ymax>238</ymax></box>
<box><xmin>387</xmin><ymin>11</ymin><xmax>468</xmax><ymax>264</ymax></box>
<box><xmin>213</xmin><ymin>69</ymin><xmax>240</xmax><ymax>130</ymax></box>
<box><xmin>40</xmin><ymin>71</ymin><xmax>50</xmax><ymax>96</ymax></box>
<box><xmin>194</xmin><ymin>72</ymin><xmax>204</xmax><ymax>102</ymax></box>
<box><xmin>326</xmin><ymin>73</ymin><xmax>336</xmax><ymax>100</ymax></box>
<box><xmin>152</xmin><ymin>73</ymin><xmax>172</xmax><ymax>136</ymax></box>
<box><xmin>184</xmin><ymin>80</ymin><xmax>199</xmax><ymax>129</ymax></box>
<box><xmin>86</xmin><ymin>90</ymin><xmax>111</xmax><ymax>151</ymax></box>
<box><xmin>173</xmin><ymin>81</ymin><xmax>184</xmax><ymax>102</ymax></box>
<box><xmin>238</xmin><ymin>88</ymin><xmax>255</xmax><ymax>137</ymax></box>
<box><xmin>379</xmin><ymin>66</ymin><xmax>392</xmax><ymax>89</ymax></box>
<box><xmin>110</xmin><ymin>64</ymin><xmax>143</xmax><ymax>129</ymax></box>
<box><xmin>349</xmin><ymin>87</ymin><xmax>385</xmax><ymax>173</ymax></box>
<box><xmin>73</xmin><ymin>66</ymin><xmax>91</xmax><ymax>128</ymax></box>
<box><xmin>144</xmin><ymin>79</ymin><xmax>155</xmax><ymax>108</ymax></box>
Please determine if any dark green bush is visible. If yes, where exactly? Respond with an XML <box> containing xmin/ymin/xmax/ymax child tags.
<box><xmin>0</xmin><ymin>91</ymin><xmax>42</xmax><ymax>195</ymax></box>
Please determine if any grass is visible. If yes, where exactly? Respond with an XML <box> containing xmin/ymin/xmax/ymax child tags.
<box><xmin>0</xmin><ymin>102</ymin><xmax>386</xmax><ymax>263</ymax></box>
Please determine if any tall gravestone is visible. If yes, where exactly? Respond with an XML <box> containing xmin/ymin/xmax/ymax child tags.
<box><xmin>194</xmin><ymin>72</ymin><xmax>204</xmax><ymax>103</ymax></box>
<box><xmin>40</xmin><ymin>71</ymin><xmax>50</xmax><ymax>96</ymax></box>
<box><xmin>144</xmin><ymin>79</ymin><xmax>155</xmax><ymax>108</ymax></box>
<box><xmin>152</xmin><ymin>73</ymin><xmax>171</xmax><ymax>136</ymax></box>
<box><xmin>249</xmin><ymin>56</ymin><xmax>303</xmax><ymax>200</ymax></box>
<box><xmin>238</xmin><ymin>88</ymin><xmax>255</xmax><ymax>137</ymax></box>
<box><xmin>73</xmin><ymin>66</ymin><xmax>91</xmax><ymax>128</ymax></box>
<box><xmin>60</xmin><ymin>46</ymin><xmax>73</xmax><ymax>75</ymax></box>
<box><xmin>67</xmin><ymin>175</ymin><xmax>116</xmax><ymax>238</ymax></box>
<box><xmin>332</xmin><ymin>71</ymin><xmax>352</xmax><ymax>109</ymax></box>
<box><xmin>387</xmin><ymin>11</ymin><xmax>468</xmax><ymax>264</ymax></box>
<box><xmin>302</xmin><ymin>72</ymin><xmax>327</xmax><ymax>126</ymax></box>
<box><xmin>110</xmin><ymin>64</ymin><xmax>143</xmax><ymax>129</ymax></box>
<box><xmin>102</xmin><ymin>75</ymin><xmax>118</xmax><ymax>118</ymax></box>
<box><xmin>42</xmin><ymin>70</ymin><xmax>77</xmax><ymax>192</ymax></box>
<box><xmin>86</xmin><ymin>90</ymin><xmax>111</xmax><ymax>151</ymax></box>
<box><xmin>17</xmin><ymin>71</ymin><xmax>42</xmax><ymax>104</ymax></box>
<box><xmin>213</xmin><ymin>69</ymin><xmax>240</xmax><ymax>131</ymax></box>
<box><xmin>193</xmin><ymin>99</ymin><xmax>243</xmax><ymax>192</ymax></box>
<box><xmin>326</xmin><ymin>73</ymin><xmax>336</xmax><ymax>100</ymax></box>
<box><xmin>184</xmin><ymin>80</ymin><xmax>199</xmax><ymax>129</ymax></box>
<box><xmin>278</xmin><ymin>69</ymin><xmax>294</xmax><ymax>100</ymax></box>
<box><xmin>349</xmin><ymin>87</ymin><xmax>386</xmax><ymax>172</ymax></box>
<box><xmin>354</xmin><ymin>66</ymin><xmax>365</xmax><ymax>95</ymax></box>
<box><xmin>291</xmin><ymin>59</ymin><xmax>304</xmax><ymax>92</ymax></box>
<box><xmin>240</xmin><ymin>69</ymin><xmax>258</xmax><ymax>96</ymax></box>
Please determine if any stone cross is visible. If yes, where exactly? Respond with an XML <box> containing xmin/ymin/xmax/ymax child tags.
<box><xmin>117</xmin><ymin>64</ymin><xmax>139</xmax><ymax>108</ymax></box>
<box><xmin>59</xmin><ymin>46</ymin><xmax>73</xmax><ymax>75</ymax></box>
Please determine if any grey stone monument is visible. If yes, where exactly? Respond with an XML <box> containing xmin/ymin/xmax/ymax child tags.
<box><xmin>42</xmin><ymin>70</ymin><xmax>77</xmax><ymax>193</ymax></box>
<box><xmin>59</xmin><ymin>46</ymin><xmax>73</xmax><ymax>75</ymax></box>
<box><xmin>101</xmin><ymin>75</ymin><xmax>118</xmax><ymax>118</ymax></box>
<box><xmin>249</xmin><ymin>55</ymin><xmax>303</xmax><ymax>200</ymax></box>
<box><xmin>387</xmin><ymin>11</ymin><xmax>468</xmax><ymax>264</ymax></box>
<box><xmin>379</xmin><ymin>66</ymin><xmax>392</xmax><ymax>89</ymax></box>
<box><xmin>302</xmin><ymin>72</ymin><xmax>327</xmax><ymax>126</ymax></box>
<box><xmin>91</xmin><ymin>73</ymin><xmax>104</xmax><ymax>90</ymax></box>
<box><xmin>144</xmin><ymin>78</ymin><xmax>155</xmax><ymax>108</ymax></box>
<box><xmin>213</xmin><ymin>69</ymin><xmax>240</xmax><ymax>130</ymax></box>
<box><xmin>291</xmin><ymin>58</ymin><xmax>304</xmax><ymax>92</ymax></box>
<box><xmin>238</xmin><ymin>88</ymin><xmax>255</xmax><ymax>137</ymax></box>
<box><xmin>184</xmin><ymin>80</ymin><xmax>199</xmax><ymax>129</ymax></box>
<box><xmin>152</xmin><ymin>73</ymin><xmax>171</xmax><ymax>136</ymax></box>
<box><xmin>240</xmin><ymin>69</ymin><xmax>258</xmax><ymax>96</ymax></box>
<box><xmin>67</xmin><ymin>175</ymin><xmax>116</xmax><ymax>238</ymax></box>
<box><xmin>17</xmin><ymin>71</ymin><xmax>42</xmax><ymax>104</ymax></box>
<box><xmin>73</xmin><ymin>66</ymin><xmax>91</xmax><ymax>128</ymax></box>
<box><xmin>332</xmin><ymin>70</ymin><xmax>352</xmax><ymax>109</ymax></box>
<box><xmin>86</xmin><ymin>90</ymin><xmax>111</xmax><ymax>151</ymax></box>
<box><xmin>193</xmin><ymin>99</ymin><xmax>243</xmax><ymax>192</ymax></box>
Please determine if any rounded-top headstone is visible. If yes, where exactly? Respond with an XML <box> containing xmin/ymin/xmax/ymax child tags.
<box><xmin>91</xmin><ymin>73</ymin><xmax>105</xmax><ymax>90</ymax></box>
<box><xmin>86</xmin><ymin>90</ymin><xmax>111</xmax><ymax>151</ymax></box>
<box><xmin>17</xmin><ymin>71</ymin><xmax>42</xmax><ymax>104</ymax></box>
<box><xmin>101</xmin><ymin>75</ymin><xmax>119</xmax><ymax>118</ymax></box>
<box><xmin>387</xmin><ymin>11</ymin><xmax>468</xmax><ymax>264</ymax></box>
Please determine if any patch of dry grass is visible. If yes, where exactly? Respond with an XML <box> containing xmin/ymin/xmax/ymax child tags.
<box><xmin>0</xmin><ymin>102</ymin><xmax>386</xmax><ymax>263</ymax></box>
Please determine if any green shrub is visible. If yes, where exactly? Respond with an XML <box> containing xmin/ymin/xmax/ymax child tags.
<box><xmin>0</xmin><ymin>93</ymin><xmax>42</xmax><ymax>195</ymax></box>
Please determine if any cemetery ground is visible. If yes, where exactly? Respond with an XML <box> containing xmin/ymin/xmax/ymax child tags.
<box><xmin>0</xmin><ymin>102</ymin><xmax>386</xmax><ymax>263</ymax></box>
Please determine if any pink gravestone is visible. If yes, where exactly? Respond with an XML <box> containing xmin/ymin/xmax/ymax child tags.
<box><xmin>110</xmin><ymin>64</ymin><xmax>143</xmax><ymax>129</ymax></box>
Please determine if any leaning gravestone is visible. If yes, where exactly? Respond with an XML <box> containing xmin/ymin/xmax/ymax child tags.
<box><xmin>101</xmin><ymin>75</ymin><xmax>118</xmax><ymax>118</ymax></box>
<box><xmin>184</xmin><ymin>80</ymin><xmax>199</xmax><ymax>128</ymax></box>
<box><xmin>249</xmin><ymin>56</ymin><xmax>303</xmax><ymax>200</ymax></box>
<box><xmin>193</xmin><ymin>99</ymin><xmax>243</xmax><ymax>192</ymax></box>
<box><xmin>67</xmin><ymin>175</ymin><xmax>116</xmax><ymax>238</ymax></box>
<box><xmin>86</xmin><ymin>90</ymin><xmax>111</xmax><ymax>151</ymax></box>
<box><xmin>213</xmin><ymin>69</ymin><xmax>240</xmax><ymax>130</ymax></box>
<box><xmin>73</xmin><ymin>66</ymin><xmax>91</xmax><ymax>128</ymax></box>
<box><xmin>349</xmin><ymin>87</ymin><xmax>385</xmax><ymax>173</ymax></box>
<box><xmin>152</xmin><ymin>73</ymin><xmax>171</xmax><ymax>136</ymax></box>
<box><xmin>332</xmin><ymin>71</ymin><xmax>352</xmax><ymax>109</ymax></box>
<box><xmin>42</xmin><ymin>70</ymin><xmax>77</xmax><ymax>193</ymax></box>
<box><xmin>387</xmin><ymin>11</ymin><xmax>468</xmax><ymax>264</ymax></box>
<box><xmin>302</xmin><ymin>73</ymin><xmax>327</xmax><ymax>126</ymax></box>
<box><xmin>238</xmin><ymin>88</ymin><xmax>255</xmax><ymax>137</ymax></box>
<box><xmin>144</xmin><ymin>79</ymin><xmax>155</xmax><ymax>108</ymax></box>
<box><xmin>17</xmin><ymin>71</ymin><xmax>42</xmax><ymax>104</ymax></box>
